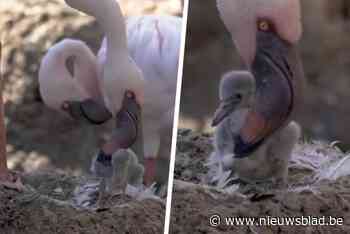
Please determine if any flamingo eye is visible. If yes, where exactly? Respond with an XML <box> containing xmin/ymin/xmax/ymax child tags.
<box><xmin>258</xmin><ymin>20</ymin><xmax>270</xmax><ymax>31</ymax></box>
<box><xmin>126</xmin><ymin>90</ymin><xmax>135</xmax><ymax>99</ymax></box>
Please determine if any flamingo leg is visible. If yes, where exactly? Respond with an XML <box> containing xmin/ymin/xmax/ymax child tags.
<box><xmin>144</xmin><ymin>158</ymin><xmax>157</xmax><ymax>186</ymax></box>
<box><xmin>154</xmin><ymin>129</ymin><xmax>172</xmax><ymax>193</ymax></box>
<box><xmin>0</xmin><ymin>42</ymin><xmax>23</xmax><ymax>191</ymax></box>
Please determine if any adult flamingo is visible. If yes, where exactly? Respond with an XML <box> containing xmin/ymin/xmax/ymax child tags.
<box><xmin>213</xmin><ymin>0</ymin><xmax>304</xmax><ymax>158</ymax></box>
<box><xmin>39</xmin><ymin>0</ymin><xmax>180</xmax><ymax>186</ymax></box>
<box><xmin>206</xmin><ymin>0</ymin><xmax>305</xmax><ymax>185</ymax></box>
<box><xmin>98</xmin><ymin>14</ymin><xmax>180</xmax><ymax>185</ymax></box>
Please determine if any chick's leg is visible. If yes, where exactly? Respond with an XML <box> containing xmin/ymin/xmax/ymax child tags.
<box><xmin>267</xmin><ymin>121</ymin><xmax>301</xmax><ymax>186</ymax></box>
<box><xmin>128</xmin><ymin>163</ymin><xmax>144</xmax><ymax>186</ymax></box>
<box><xmin>110</xmin><ymin>150</ymin><xmax>131</xmax><ymax>195</ymax></box>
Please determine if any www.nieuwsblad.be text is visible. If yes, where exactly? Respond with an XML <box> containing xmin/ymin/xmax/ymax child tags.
<box><xmin>209</xmin><ymin>215</ymin><xmax>344</xmax><ymax>227</ymax></box>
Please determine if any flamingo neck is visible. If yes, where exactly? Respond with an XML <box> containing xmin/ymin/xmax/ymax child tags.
<box><xmin>65</xmin><ymin>0</ymin><xmax>128</xmax><ymax>57</ymax></box>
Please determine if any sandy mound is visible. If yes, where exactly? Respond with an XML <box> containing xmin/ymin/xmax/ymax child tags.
<box><xmin>170</xmin><ymin>129</ymin><xmax>350</xmax><ymax>233</ymax></box>
<box><xmin>0</xmin><ymin>171</ymin><xmax>165</xmax><ymax>234</ymax></box>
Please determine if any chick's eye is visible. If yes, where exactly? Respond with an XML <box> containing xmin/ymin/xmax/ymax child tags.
<box><xmin>235</xmin><ymin>93</ymin><xmax>242</xmax><ymax>100</ymax></box>
<box><xmin>258</xmin><ymin>20</ymin><xmax>270</xmax><ymax>31</ymax></box>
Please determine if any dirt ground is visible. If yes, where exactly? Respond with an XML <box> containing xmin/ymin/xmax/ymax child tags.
<box><xmin>0</xmin><ymin>172</ymin><xmax>165</xmax><ymax>234</ymax></box>
<box><xmin>170</xmin><ymin>129</ymin><xmax>350</xmax><ymax>234</ymax></box>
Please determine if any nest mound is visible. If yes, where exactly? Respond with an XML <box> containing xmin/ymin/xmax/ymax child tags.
<box><xmin>0</xmin><ymin>171</ymin><xmax>165</xmax><ymax>234</ymax></box>
<box><xmin>171</xmin><ymin>129</ymin><xmax>350</xmax><ymax>233</ymax></box>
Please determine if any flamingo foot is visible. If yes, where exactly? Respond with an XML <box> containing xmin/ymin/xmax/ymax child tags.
<box><xmin>0</xmin><ymin>171</ymin><xmax>24</xmax><ymax>191</ymax></box>
<box><xmin>144</xmin><ymin>158</ymin><xmax>157</xmax><ymax>186</ymax></box>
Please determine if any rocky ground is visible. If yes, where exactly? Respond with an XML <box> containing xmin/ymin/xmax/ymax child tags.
<box><xmin>170</xmin><ymin>129</ymin><xmax>350</xmax><ymax>233</ymax></box>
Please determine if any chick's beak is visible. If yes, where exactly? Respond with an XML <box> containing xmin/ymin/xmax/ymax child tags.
<box><xmin>212</xmin><ymin>98</ymin><xmax>241</xmax><ymax>127</ymax></box>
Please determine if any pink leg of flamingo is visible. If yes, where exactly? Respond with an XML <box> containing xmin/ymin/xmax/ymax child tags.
<box><xmin>0</xmin><ymin>42</ymin><xmax>24</xmax><ymax>191</ymax></box>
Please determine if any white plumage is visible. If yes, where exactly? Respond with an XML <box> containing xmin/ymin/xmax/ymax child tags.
<box><xmin>64</xmin><ymin>0</ymin><xmax>145</xmax><ymax>115</ymax></box>
<box><xmin>38</xmin><ymin>0</ymin><xmax>181</xmax><ymax>184</ymax></box>
<box><xmin>38</xmin><ymin>39</ymin><xmax>101</xmax><ymax>113</ymax></box>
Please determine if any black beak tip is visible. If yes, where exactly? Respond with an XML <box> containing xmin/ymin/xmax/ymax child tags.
<box><xmin>211</xmin><ymin>109</ymin><xmax>228</xmax><ymax>127</ymax></box>
<box><xmin>211</xmin><ymin>119</ymin><xmax>219</xmax><ymax>127</ymax></box>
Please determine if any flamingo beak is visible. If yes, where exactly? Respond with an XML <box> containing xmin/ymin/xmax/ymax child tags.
<box><xmin>250</xmin><ymin>30</ymin><xmax>302</xmax><ymax>124</ymax></box>
<box><xmin>117</xmin><ymin>91</ymin><xmax>140</xmax><ymax>130</ymax></box>
<box><xmin>118</xmin><ymin>91</ymin><xmax>147</xmax><ymax>184</ymax></box>
<box><xmin>61</xmin><ymin>99</ymin><xmax>112</xmax><ymax>124</ymax></box>
<box><xmin>113</xmin><ymin>91</ymin><xmax>142</xmax><ymax>149</ymax></box>
<box><xmin>230</xmin><ymin>31</ymin><xmax>304</xmax><ymax>159</ymax></box>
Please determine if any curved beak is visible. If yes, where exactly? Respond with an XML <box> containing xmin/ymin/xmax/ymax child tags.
<box><xmin>112</xmin><ymin>91</ymin><xmax>142</xmax><ymax>149</ymax></box>
<box><xmin>233</xmin><ymin>31</ymin><xmax>304</xmax><ymax>158</ymax></box>
<box><xmin>251</xmin><ymin>31</ymin><xmax>302</xmax><ymax>123</ymax></box>
<box><xmin>212</xmin><ymin>98</ymin><xmax>241</xmax><ymax>127</ymax></box>
<box><xmin>61</xmin><ymin>99</ymin><xmax>112</xmax><ymax>125</ymax></box>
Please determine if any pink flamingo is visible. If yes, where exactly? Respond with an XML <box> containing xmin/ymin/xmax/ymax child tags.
<box><xmin>39</xmin><ymin>0</ymin><xmax>181</xmax><ymax>186</ymax></box>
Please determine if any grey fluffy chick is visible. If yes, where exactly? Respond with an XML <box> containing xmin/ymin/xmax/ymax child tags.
<box><xmin>211</xmin><ymin>71</ymin><xmax>300</xmax><ymax>186</ymax></box>
<box><xmin>108</xmin><ymin>149</ymin><xmax>144</xmax><ymax>194</ymax></box>
<box><xmin>95</xmin><ymin>149</ymin><xmax>144</xmax><ymax>208</ymax></box>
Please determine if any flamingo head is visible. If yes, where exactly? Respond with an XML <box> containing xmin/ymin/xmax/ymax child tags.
<box><xmin>217</xmin><ymin>0</ymin><xmax>302</xmax><ymax>67</ymax></box>
<box><xmin>38</xmin><ymin>39</ymin><xmax>100</xmax><ymax>114</ymax></box>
